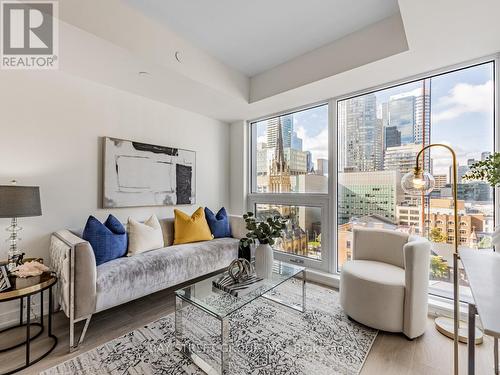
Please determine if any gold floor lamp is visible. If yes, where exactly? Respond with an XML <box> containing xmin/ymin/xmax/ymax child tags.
<box><xmin>400</xmin><ymin>143</ymin><xmax>460</xmax><ymax>375</ymax></box>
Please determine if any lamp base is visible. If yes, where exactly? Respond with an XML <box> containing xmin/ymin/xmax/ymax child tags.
<box><xmin>435</xmin><ymin>316</ymin><xmax>483</xmax><ymax>344</ymax></box>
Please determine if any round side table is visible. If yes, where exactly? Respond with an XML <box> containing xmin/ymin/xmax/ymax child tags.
<box><xmin>0</xmin><ymin>272</ymin><xmax>58</xmax><ymax>375</ymax></box>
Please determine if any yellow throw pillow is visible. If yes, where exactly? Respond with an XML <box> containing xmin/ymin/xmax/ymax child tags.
<box><xmin>174</xmin><ymin>207</ymin><xmax>213</xmax><ymax>245</ymax></box>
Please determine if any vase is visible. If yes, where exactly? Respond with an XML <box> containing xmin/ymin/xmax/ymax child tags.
<box><xmin>238</xmin><ymin>243</ymin><xmax>251</xmax><ymax>262</ymax></box>
<box><xmin>255</xmin><ymin>243</ymin><xmax>274</xmax><ymax>278</ymax></box>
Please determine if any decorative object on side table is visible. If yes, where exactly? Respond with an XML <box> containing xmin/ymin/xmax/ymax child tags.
<box><xmin>238</xmin><ymin>239</ymin><xmax>252</xmax><ymax>262</ymax></box>
<box><xmin>0</xmin><ymin>265</ymin><xmax>10</xmax><ymax>292</ymax></box>
<box><xmin>212</xmin><ymin>258</ymin><xmax>263</xmax><ymax>297</ymax></box>
<box><xmin>228</xmin><ymin>258</ymin><xmax>254</xmax><ymax>282</ymax></box>
<box><xmin>0</xmin><ymin>181</ymin><xmax>42</xmax><ymax>272</ymax></box>
<box><xmin>13</xmin><ymin>260</ymin><xmax>49</xmax><ymax>278</ymax></box>
<box><xmin>239</xmin><ymin>212</ymin><xmax>286</xmax><ymax>278</ymax></box>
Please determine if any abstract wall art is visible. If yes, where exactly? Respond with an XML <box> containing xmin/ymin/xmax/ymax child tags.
<box><xmin>103</xmin><ymin>137</ymin><xmax>195</xmax><ymax>208</ymax></box>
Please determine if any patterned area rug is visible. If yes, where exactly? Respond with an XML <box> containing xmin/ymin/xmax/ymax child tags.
<box><xmin>42</xmin><ymin>282</ymin><xmax>377</xmax><ymax>375</ymax></box>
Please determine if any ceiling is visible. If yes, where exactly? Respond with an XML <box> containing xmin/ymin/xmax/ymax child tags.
<box><xmin>124</xmin><ymin>0</ymin><xmax>400</xmax><ymax>77</ymax></box>
<box><xmin>53</xmin><ymin>0</ymin><xmax>500</xmax><ymax>123</ymax></box>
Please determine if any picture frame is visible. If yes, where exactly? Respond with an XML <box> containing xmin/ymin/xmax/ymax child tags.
<box><xmin>0</xmin><ymin>265</ymin><xmax>11</xmax><ymax>292</ymax></box>
<box><xmin>102</xmin><ymin>137</ymin><xmax>196</xmax><ymax>208</ymax></box>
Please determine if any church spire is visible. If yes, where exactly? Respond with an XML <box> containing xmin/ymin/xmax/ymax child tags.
<box><xmin>268</xmin><ymin>117</ymin><xmax>291</xmax><ymax>193</ymax></box>
<box><xmin>275</xmin><ymin>118</ymin><xmax>286</xmax><ymax>172</ymax></box>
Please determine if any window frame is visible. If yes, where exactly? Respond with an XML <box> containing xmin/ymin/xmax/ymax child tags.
<box><xmin>246</xmin><ymin>53</ymin><xmax>499</xmax><ymax>276</ymax></box>
<box><xmin>333</xmin><ymin>56</ymin><xmax>498</xmax><ymax>274</ymax></box>
<box><xmin>247</xmin><ymin>101</ymin><xmax>333</xmax><ymax>272</ymax></box>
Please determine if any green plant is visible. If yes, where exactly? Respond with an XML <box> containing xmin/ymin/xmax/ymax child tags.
<box><xmin>478</xmin><ymin>235</ymin><xmax>492</xmax><ymax>249</ymax></box>
<box><xmin>430</xmin><ymin>255</ymin><xmax>449</xmax><ymax>279</ymax></box>
<box><xmin>239</xmin><ymin>211</ymin><xmax>286</xmax><ymax>248</ymax></box>
<box><xmin>429</xmin><ymin>227</ymin><xmax>447</xmax><ymax>243</ymax></box>
<box><xmin>463</xmin><ymin>152</ymin><xmax>500</xmax><ymax>186</ymax></box>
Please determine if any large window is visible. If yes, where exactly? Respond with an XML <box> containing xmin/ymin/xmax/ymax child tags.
<box><xmin>249</xmin><ymin>105</ymin><xmax>329</xmax><ymax>270</ymax></box>
<box><xmin>337</xmin><ymin>61</ymin><xmax>495</xmax><ymax>299</ymax></box>
<box><xmin>248</xmin><ymin>59</ymin><xmax>496</xmax><ymax>286</ymax></box>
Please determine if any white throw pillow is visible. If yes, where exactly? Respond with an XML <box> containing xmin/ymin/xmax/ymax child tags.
<box><xmin>127</xmin><ymin>215</ymin><xmax>164</xmax><ymax>256</ymax></box>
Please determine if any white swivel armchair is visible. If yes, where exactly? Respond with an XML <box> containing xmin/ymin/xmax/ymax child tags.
<box><xmin>340</xmin><ymin>227</ymin><xmax>431</xmax><ymax>339</ymax></box>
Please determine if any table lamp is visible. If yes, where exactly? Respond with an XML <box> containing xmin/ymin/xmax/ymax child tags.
<box><xmin>0</xmin><ymin>182</ymin><xmax>42</xmax><ymax>271</ymax></box>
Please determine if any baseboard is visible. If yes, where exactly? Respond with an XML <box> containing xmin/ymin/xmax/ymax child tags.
<box><xmin>305</xmin><ymin>269</ymin><xmax>340</xmax><ymax>289</ymax></box>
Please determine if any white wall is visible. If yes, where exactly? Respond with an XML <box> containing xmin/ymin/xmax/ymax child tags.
<box><xmin>229</xmin><ymin>121</ymin><xmax>247</xmax><ymax>215</ymax></box>
<box><xmin>0</xmin><ymin>69</ymin><xmax>230</xmax><ymax>323</ymax></box>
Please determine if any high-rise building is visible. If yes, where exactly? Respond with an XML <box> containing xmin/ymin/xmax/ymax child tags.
<box><xmin>450</xmin><ymin>165</ymin><xmax>469</xmax><ymax>183</ymax></box>
<box><xmin>386</xmin><ymin>85</ymin><xmax>430</xmax><ymax>155</ymax></box>
<box><xmin>384</xmin><ymin>144</ymin><xmax>421</xmax><ymax>174</ymax></box>
<box><xmin>316</xmin><ymin>158</ymin><xmax>328</xmax><ymax>176</ymax></box>
<box><xmin>441</xmin><ymin>182</ymin><xmax>493</xmax><ymax>202</ymax></box>
<box><xmin>267</xmin><ymin>114</ymin><xmax>293</xmax><ymax>149</ymax></box>
<box><xmin>384</xmin><ymin>126</ymin><xmax>401</xmax><ymax>148</ymax></box>
<box><xmin>305</xmin><ymin>151</ymin><xmax>313</xmax><ymax>173</ymax></box>
<box><xmin>433</xmin><ymin>174</ymin><xmax>448</xmax><ymax>189</ymax></box>
<box><xmin>388</xmin><ymin>96</ymin><xmax>415</xmax><ymax>145</ymax></box>
<box><xmin>381</xmin><ymin>102</ymin><xmax>389</xmax><ymax>127</ymax></box>
<box><xmin>284</xmin><ymin>148</ymin><xmax>308</xmax><ymax>175</ymax></box>
<box><xmin>339</xmin><ymin>94</ymin><xmax>383</xmax><ymax>172</ymax></box>
<box><xmin>291</xmin><ymin>131</ymin><xmax>303</xmax><ymax>151</ymax></box>
<box><xmin>338</xmin><ymin>170</ymin><xmax>403</xmax><ymax>225</ymax></box>
<box><xmin>413</xmin><ymin>89</ymin><xmax>431</xmax><ymax>146</ymax></box>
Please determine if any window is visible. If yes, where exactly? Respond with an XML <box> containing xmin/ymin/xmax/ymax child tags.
<box><xmin>255</xmin><ymin>204</ymin><xmax>322</xmax><ymax>260</ymax></box>
<box><xmin>247</xmin><ymin>58</ymin><xmax>496</xmax><ymax>283</ymax></box>
<box><xmin>251</xmin><ymin>105</ymin><xmax>328</xmax><ymax>194</ymax></box>
<box><xmin>336</xmin><ymin>61</ymin><xmax>495</xmax><ymax>301</ymax></box>
<box><xmin>249</xmin><ymin>104</ymin><xmax>330</xmax><ymax>271</ymax></box>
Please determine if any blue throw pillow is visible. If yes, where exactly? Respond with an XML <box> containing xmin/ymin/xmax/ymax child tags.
<box><xmin>82</xmin><ymin>215</ymin><xmax>127</xmax><ymax>266</ymax></box>
<box><xmin>204</xmin><ymin>207</ymin><xmax>231</xmax><ymax>238</ymax></box>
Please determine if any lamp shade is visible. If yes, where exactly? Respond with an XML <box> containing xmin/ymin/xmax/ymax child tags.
<box><xmin>0</xmin><ymin>185</ymin><xmax>42</xmax><ymax>218</ymax></box>
<box><xmin>401</xmin><ymin>170</ymin><xmax>435</xmax><ymax>196</ymax></box>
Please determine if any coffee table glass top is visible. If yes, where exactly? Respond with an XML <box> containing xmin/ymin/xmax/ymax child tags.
<box><xmin>175</xmin><ymin>260</ymin><xmax>304</xmax><ymax>318</ymax></box>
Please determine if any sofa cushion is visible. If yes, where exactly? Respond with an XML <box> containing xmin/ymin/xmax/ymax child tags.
<box><xmin>127</xmin><ymin>215</ymin><xmax>164</xmax><ymax>256</ymax></box>
<box><xmin>173</xmin><ymin>207</ymin><xmax>213</xmax><ymax>245</ymax></box>
<box><xmin>95</xmin><ymin>238</ymin><xmax>239</xmax><ymax>312</ymax></box>
<box><xmin>159</xmin><ymin>217</ymin><xmax>175</xmax><ymax>247</ymax></box>
<box><xmin>205</xmin><ymin>207</ymin><xmax>231</xmax><ymax>238</ymax></box>
<box><xmin>82</xmin><ymin>215</ymin><xmax>127</xmax><ymax>266</ymax></box>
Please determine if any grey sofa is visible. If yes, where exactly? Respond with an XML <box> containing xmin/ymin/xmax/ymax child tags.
<box><xmin>49</xmin><ymin>215</ymin><xmax>246</xmax><ymax>351</ymax></box>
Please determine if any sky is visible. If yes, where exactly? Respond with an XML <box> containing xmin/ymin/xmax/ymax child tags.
<box><xmin>255</xmin><ymin>61</ymin><xmax>495</xmax><ymax>176</ymax></box>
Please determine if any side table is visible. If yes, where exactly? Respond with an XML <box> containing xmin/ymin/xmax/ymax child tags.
<box><xmin>0</xmin><ymin>272</ymin><xmax>58</xmax><ymax>375</ymax></box>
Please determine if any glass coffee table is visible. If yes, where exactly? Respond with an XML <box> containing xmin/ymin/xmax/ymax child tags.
<box><xmin>175</xmin><ymin>260</ymin><xmax>305</xmax><ymax>375</ymax></box>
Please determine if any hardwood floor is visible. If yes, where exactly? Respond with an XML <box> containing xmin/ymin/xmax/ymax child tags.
<box><xmin>0</xmin><ymin>286</ymin><xmax>495</xmax><ymax>375</ymax></box>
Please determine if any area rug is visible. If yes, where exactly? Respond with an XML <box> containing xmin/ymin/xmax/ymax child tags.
<box><xmin>42</xmin><ymin>281</ymin><xmax>377</xmax><ymax>375</ymax></box>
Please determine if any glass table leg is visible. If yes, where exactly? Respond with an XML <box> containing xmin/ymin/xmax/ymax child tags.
<box><xmin>175</xmin><ymin>296</ymin><xmax>183</xmax><ymax>352</ymax></box>
<box><xmin>221</xmin><ymin>317</ymin><xmax>230</xmax><ymax>375</ymax></box>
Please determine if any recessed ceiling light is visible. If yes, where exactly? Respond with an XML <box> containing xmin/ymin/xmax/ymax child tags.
<box><xmin>138</xmin><ymin>71</ymin><xmax>150</xmax><ymax>77</ymax></box>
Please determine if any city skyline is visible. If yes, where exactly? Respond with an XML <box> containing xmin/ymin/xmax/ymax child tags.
<box><xmin>255</xmin><ymin>62</ymin><xmax>493</xmax><ymax>180</ymax></box>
